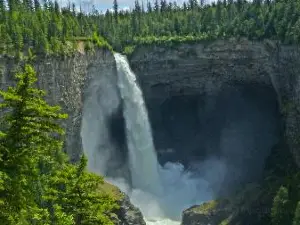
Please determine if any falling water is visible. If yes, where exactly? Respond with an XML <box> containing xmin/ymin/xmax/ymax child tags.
<box><xmin>113</xmin><ymin>54</ymin><xmax>214</xmax><ymax>224</ymax></box>
<box><xmin>82</xmin><ymin>53</ymin><xmax>217</xmax><ymax>224</ymax></box>
<box><xmin>81</xmin><ymin>52</ymin><xmax>280</xmax><ymax>225</ymax></box>
<box><xmin>114</xmin><ymin>53</ymin><xmax>162</xmax><ymax>196</ymax></box>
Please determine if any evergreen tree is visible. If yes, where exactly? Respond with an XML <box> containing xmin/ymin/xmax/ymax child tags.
<box><xmin>34</xmin><ymin>0</ymin><xmax>40</xmax><ymax>10</ymax></box>
<box><xmin>0</xmin><ymin>0</ymin><xmax>5</xmax><ymax>20</ymax></box>
<box><xmin>0</xmin><ymin>64</ymin><xmax>67</xmax><ymax>224</ymax></box>
<box><xmin>271</xmin><ymin>186</ymin><xmax>291</xmax><ymax>225</ymax></box>
<box><xmin>113</xmin><ymin>0</ymin><xmax>118</xmax><ymax>24</ymax></box>
<box><xmin>154</xmin><ymin>0</ymin><xmax>159</xmax><ymax>12</ymax></box>
<box><xmin>147</xmin><ymin>0</ymin><xmax>152</xmax><ymax>12</ymax></box>
<box><xmin>44</xmin><ymin>155</ymin><xmax>118</xmax><ymax>225</ymax></box>
<box><xmin>293</xmin><ymin>201</ymin><xmax>300</xmax><ymax>225</ymax></box>
<box><xmin>0</xmin><ymin>64</ymin><xmax>117</xmax><ymax>224</ymax></box>
<box><xmin>1</xmin><ymin>0</ymin><xmax>298</xmax><ymax>55</ymax></box>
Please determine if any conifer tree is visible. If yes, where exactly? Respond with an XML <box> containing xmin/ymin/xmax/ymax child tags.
<box><xmin>271</xmin><ymin>186</ymin><xmax>290</xmax><ymax>225</ymax></box>
<box><xmin>113</xmin><ymin>0</ymin><xmax>118</xmax><ymax>24</ymax></box>
<box><xmin>0</xmin><ymin>64</ymin><xmax>117</xmax><ymax>224</ymax></box>
<box><xmin>154</xmin><ymin>0</ymin><xmax>159</xmax><ymax>12</ymax></box>
<box><xmin>293</xmin><ymin>201</ymin><xmax>300</xmax><ymax>225</ymax></box>
<box><xmin>0</xmin><ymin>64</ymin><xmax>68</xmax><ymax>224</ymax></box>
<box><xmin>44</xmin><ymin>155</ymin><xmax>118</xmax><ymax>225</ymax></box>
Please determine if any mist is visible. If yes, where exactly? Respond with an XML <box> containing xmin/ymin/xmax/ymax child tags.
<box><xmin>81</xmin><ymin>54</ymin><xmax>281</xmax><ymax>224</ymax></box>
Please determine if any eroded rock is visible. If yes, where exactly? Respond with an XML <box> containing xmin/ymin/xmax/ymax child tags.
<box><xmin>181</xmin><ymin>200</ymin><xmax>231</xmax><ymax>225</ymax></box>
<box><xmin>116</xmin><ymin>194</ymin><xmax>146</xmax><ymax>225</ymax></box>
<box><xmin>129</xmin><ymin>39</ymin><xmax>300</xmax><ymax>168</ymax></box>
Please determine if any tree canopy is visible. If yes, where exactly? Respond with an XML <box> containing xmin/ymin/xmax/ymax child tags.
<box><xmin>1</xmin><ymin>0</ymin><xmax>300</xmax><ymax>57</ymax></box>
<box><xmin>0</xmin><ymin>64</ymin><xmax>118</xmax><ymax>224</ymax></box>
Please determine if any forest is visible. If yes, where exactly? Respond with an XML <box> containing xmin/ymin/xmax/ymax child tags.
<box><xmin>1</xmin><ymin>0</ymin><xmax>300</xmax><ymax>57</ymax></box>
<box><xmin>1</xmin><ymin>0</ymin><xmax>300</xmax><ymax>224</ymax></box>
<box><xmin>0</xmin><ymin>62</ymin><xmax>119</xmax><ymax>224</ymax></box>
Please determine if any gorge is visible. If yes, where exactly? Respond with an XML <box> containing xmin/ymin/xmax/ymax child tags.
<box><xmin>79</xmin><ymin>39</ymin><xmax>298</xmax><ymax>224</ymax></box>
<box><xmin>1</xmin><ymin>39</ymin><xmax>300</xmax><ymax>224</ymax></box>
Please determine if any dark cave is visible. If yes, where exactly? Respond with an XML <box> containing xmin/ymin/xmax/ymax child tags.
<box><xmin>146</xmin><ymin>82</ymin><xmax>282</xmax><ymax>192</ymax></box>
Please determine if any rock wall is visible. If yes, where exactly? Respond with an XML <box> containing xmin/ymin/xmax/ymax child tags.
<box><xmin>270</xmin><ymin>45</ymin><xmax>300</xmax><ymax>168</ymax></box>
<box><xmin>0</xmin><ymin>50</ymin><xmax>117</xmax><ymax>162</ymax></box>
<box><xmin>128</xmin><ymin>39</ymin><xmax>300</xmax><ymax>168</ymax></box>
<box><xmin>0</xmin><ymin>50</ymin><xmax>147</xmax><ymax>225</ymax></box>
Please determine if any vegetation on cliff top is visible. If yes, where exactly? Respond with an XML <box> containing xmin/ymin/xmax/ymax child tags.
<box><xmin>103</xmin><ymin>0</ymin><xmax>300</xmax><ymax>54</ymax></box>
<box><xmin>0</xmin><ymin>0</ymin><xmax>112</xmax><ymax>58</ymax></box>
<box><xmin>0</xmin><ymin>64</ymin><xmax>118</xmax><ymax>224</ymax></box>
<box><xmin>2</xmin><ymin>0</ymin><xmax>300</xmax><ymax>57</ymax></box>
<box><xmin>1</xmin><ymin>0</ymin><xmax>300</xmax><ymax>224</ymax></box>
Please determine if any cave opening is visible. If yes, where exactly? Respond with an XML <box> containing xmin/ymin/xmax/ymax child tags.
<box><xmin>147</xmin><ymin>82</ymin><xmax>282</xmax><ymax>193</ymax></box>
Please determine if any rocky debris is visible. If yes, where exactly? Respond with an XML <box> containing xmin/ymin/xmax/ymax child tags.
<box><xmin>181</xmin><ymin>183</ymin><xmax>273</xmax><ymax>225</ymax></box>
<box><xmin>181</xmin><ymin>200</ymin><xmax>231</xmax><ymax>225</ymax></box>
<box><xmin>115</xmin><ymin>194</ymin><xmax>146</xmax><ymax>225</ymax></box>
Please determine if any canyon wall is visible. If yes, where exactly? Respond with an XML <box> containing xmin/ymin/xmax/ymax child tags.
<box><xmin>0</xmin><ymin>51</ymin><xmax>147</xmax><ymax>225</ymax></box>
<box><xmin>128</xmin><ymin>39</ymin><xmax>300</xmax><ymax>168</ymax></box>
<box><xmin>0</xmin><ymin>50</ymin><xmax>118</xmax><ymax>162</ymax></box>
<box><xmin>1</xmin><ymin>39</ymin><xmax>300</xmax><ymax>176</ymax></box>
<box><xmin>1</xmin><ymin>40</ymin><xmax>300</xmax><ymax>225</ymax></box>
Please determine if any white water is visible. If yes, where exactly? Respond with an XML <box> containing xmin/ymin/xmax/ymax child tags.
<box><xmin>82</xmin><ymin>53</ymin><xmax>221</xmax><ymax>225</ymax></box>
<box><xmin>114</xmin><ymin>54</ymin><xmax>215</xmax><ymax>224</ymax></box>
<box><xmin>81</xmin><ymin>64</ymin><xmax>122</xmax><ymax>176</ymax></box>
<box><xmin>115</xmin><ymin>53</ymin><xmax>162</xmax><ymax>196</ymax></box>
<box><xmin>81</xmin><ymin>52</ymin><xmax>280</xmax><ymax>225</ymax></box>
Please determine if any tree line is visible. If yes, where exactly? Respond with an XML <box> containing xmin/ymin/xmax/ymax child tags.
<box><xmin>105</xmin><ymin>0</ymin><xmax>300</xmax><ymax>52</ymax></box>
<box><xmin>0</xmin><ymin>63</ymin><xmax>118</xmax><ymax>224</ymax></box>
<box><xmin>0</xmin><ymin>0</ymin><xmax>111</xmax><ymax>58</ymax></box>
<box><xmin>1</xmin><ymin>0</ymin><xmax>300</xmax><ymax>57</ymax></box>
<box><xmin>1</xmin><ymin>0</ymin><xmax>300</xmax><ymax>224</ymax></box>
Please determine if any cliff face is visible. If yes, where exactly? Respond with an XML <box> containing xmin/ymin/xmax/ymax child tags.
<box><xmin>0</xmin><ymin>50</ymin><xmax>117</xmax><ymax>162</ymax></box>
<box><xmin>2</xmin><ymin>40</ymin><xmax>299</xmax><ymax>170</ymax></box>
<box><xmin>129</xmin><ymin>39</ymin><xmax>300</xmax><ymax>169</ymax></box>
<box><xmin>0</xmin><ymin>50</ymin><xmax>147</xmax><ymax>225</ymax></box>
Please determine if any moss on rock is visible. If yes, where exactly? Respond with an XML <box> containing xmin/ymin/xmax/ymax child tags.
<box><xmin>99</xmin><ymin>181</ymin><xmax>146</xmax><ymax>225</ymax></box>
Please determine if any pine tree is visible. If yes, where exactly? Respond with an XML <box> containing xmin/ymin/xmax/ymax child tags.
<box><xmin>147</xmin><ymin>0</ymin><xmax>152</xmax><ymax>12</ymax></box>
<box><xmin>0</xmin><ymin>0</ymin><xmax>5</xmax><ymax>21</ymax></box>
<box><xmin>160</xmin><ymin>0</ymin><xmax>167</xmax><ymax>12</ymax></box>
<box><xmin>271</xmin><ymin>186</ymin><xmax>290</xmax><ymax>225</ymax></box>
<box><xmin>0</xmin><ymin>64</ymin><xmax>117</xmax><ymax>224</ymax></box>
<box><xmin>0</xmin><ymin>64</ymin><xmax>68</xmax><ymax>224</ymax></box>
<box><xmin>154</xmin><ymin>0</ymin><xmax>159</xmax><ymax>12</ymax></box>
<box><xmin>293</xmin><ymin>201</ymin><xmax>300</xmax><ymax>225</ymax></box>
<box><xmin>113</xmin><ymin>0</ymin><xmax>118</xmax><ymax>24</ymax></box>
<box><xmin>44</xmin><ymin>155</ymin><xmax>118</xmax><ymax>225</ymax></box>
<box><xmin>34</xmin><ymin>0</ymin><xmax>40</xmax><ymax>10</ymax></box>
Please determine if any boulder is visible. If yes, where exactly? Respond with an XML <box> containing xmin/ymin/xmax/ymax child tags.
<box><xmin>181</xmin><ymin>200</ymin><xmax>231</xmax><ymax>225</ymax></box>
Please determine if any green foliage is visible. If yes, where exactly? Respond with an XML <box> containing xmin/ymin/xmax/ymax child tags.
<box><xmin>123</xmin><ymin>45</ymin><xmax>136</xmax><ymax>56</ymax></box>
<box><xmin>0</xmin><ymin>65</ymin><xmax>4</xmax><ymax>78</ymax></box>
<box><xmin>0</xmin><ymin>2</ymin><xmax>112</xmax><ymax>58</ymax></box>
<box><xmin>131</xmin><ymin>34</ymin><xmax>212</xmax><ymax>48</ymax></box>
<box><xmin>293</xmin><ymin>201</ymin><xmax>300</xmax><ymax>225</ymax></box>
<box><xmin>96</xmin><ymin>0</ymin><xmax>300</xmax><ymax>52</ymax></box>
<box><xmin>91</xmin><ymin>32</ymin><xmax>113</xmax><ymax>52</ymax></box>
<box><xmin>0</xmin><ymin>64</ymin><xmax>67</xmax><ymax>223</ymax></box>
<box><xmin>271</xmin><ymin>186</ymin><xmax>291</xmax><ymax>225</ymax></box>
<box><xmin>3</xmin><ymin>0</ymin><xmax>300</xmax><ymax>57</ymax></box>
<box><xmin>84</xmin><ymin>41</ymin><xmax>95</xmax><ymax>52</ymax></box>
<box><xmin>0</xmin><ymin>65</ymin><xmax>117</xmax><ymax>224</ymax></box>
<box><xmin>44</xmin><ymin>155</ymin><xmax>118</xmax><ymax>225</ymax></box>
<box><xmin>255</xmin><ymin>140</ymin><xmax>300</xmax><ymax>225</ymax></box>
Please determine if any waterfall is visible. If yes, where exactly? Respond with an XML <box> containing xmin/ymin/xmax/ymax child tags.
<box><xmin>82</xmin><ymin>53</ymin><xmax>215</xmax><ymax>224</ymax></box>
<box><xmin>81</xmin><ymin>52</ymin><xmax>280</xmax><ymax>224</ymax></box>
<box><xmin>114</xmin><ymin>53</ymin><xmax>162</xmax><ymax>196</ymax></box>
